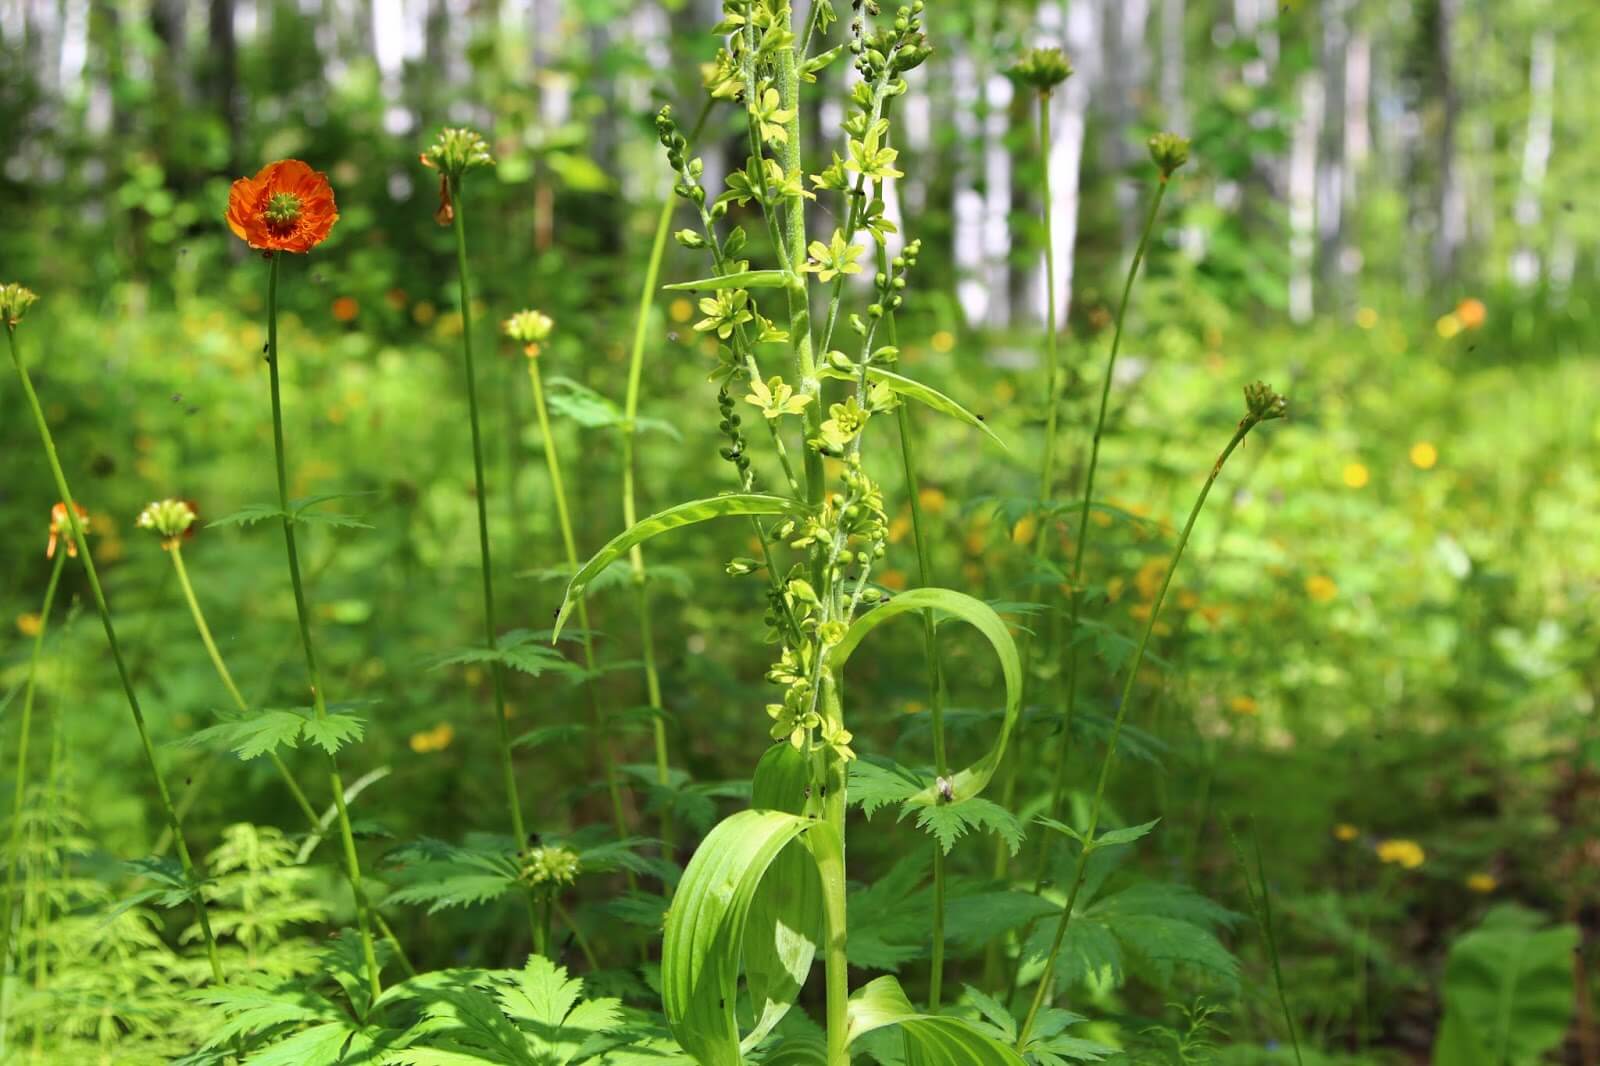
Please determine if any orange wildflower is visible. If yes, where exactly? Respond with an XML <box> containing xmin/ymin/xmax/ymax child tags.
<box><xmin>46</xmin><ymin>502</ymin><xmax>88</xmax><ymax>560</ymax></box>
<box><xmin>225</xmin><ymin>160</ymin><xmax>339</xmax><ymax>253</ymax></box>
<box><xmin>331</xmin><ymin>296</ymin><xmax>359</xmax><ymax>322</ymax></box>
<box><xmin>1455</xmin><ymin>297</ymin><xmax>1487</xmax><ymax>330</ymax></box>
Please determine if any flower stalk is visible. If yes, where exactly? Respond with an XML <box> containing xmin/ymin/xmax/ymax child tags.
<box><xmin>1015</xmin><ymin>383</ymin><xmax>1286</xmax><ymax>1047</ymax></box>
<box><xmin>262</xmin><ymin>254</ymin><xmax>383</xmax><ymax>998</ymax></box>
<box><xmin>5</xmin><ymin>312</ymin><xmax>227</xmax><ymax>986</ymax></box>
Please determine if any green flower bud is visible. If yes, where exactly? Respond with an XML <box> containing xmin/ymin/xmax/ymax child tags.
<box><xmin>136</xmin><ymin>498</ymin><xmax>198</xmax><ymax>548</ymax></box>
<box><xmin>520</xmin><ymin>845</ymin><xmax>580</xmax><ymax>888</ymax></box>
<box><xmin>0</xmin><ymin>283</ymin><xmax>39</xmax><ymax>326</ymax></box>
<box><xmin>1243</xmin><ymin>381</ymin><xmax>1288</xmax><ymax>423</ymax></box>
<box><xmin>419</xmin><ymin>127</ymin><xmax>495</xmax><ymax>181</ymax></box>
<box><xmin>1007</xmin><ymin>48</ymin><xmax>1073</xmax><ymax>94</ymax></box>
<box><xmin>503</xmin><ymin>309</ymin><xmax>555</xmax><ymax>355</ymax></box>
<box><xmin>1147</xmin><ymin>131</ymin><xmax>1191</xmax><ymax>177</ymax></box>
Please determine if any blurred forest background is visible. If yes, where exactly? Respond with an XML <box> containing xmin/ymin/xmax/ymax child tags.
<box><xmin>2</xmin><ymin>0</ymin><xmax>1599</xmax><ymax>1062</ymax></box>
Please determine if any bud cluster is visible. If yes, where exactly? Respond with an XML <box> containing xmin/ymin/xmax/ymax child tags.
<box><xmin>1007</xmin><ymin>47</ymin><xmax>1074</xmax><ymax>94</ymax></box>
<box><xmin>136</xmin><ymin>498</ymin><xmax>198</xmax><ymax>548</ymax></box>
<box><xmin>0</xmin><ymin>282</ymin><xmax>38</xmax><ymax>327</ymax></box>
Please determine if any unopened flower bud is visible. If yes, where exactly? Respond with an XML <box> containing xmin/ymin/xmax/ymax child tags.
<box><xmin>0</xmin><ymin>283</ymin><xmax>39</xmax><ymax>327</ymax></box>
<box><xmin>1147</xmin><ymin>131</ymin><xmax>1191</xmax><ymax>177</ymax></box>
<box><xmin>136</xmin><ymin>498</ymin><xmax>198</xmax><ymax>549</ymax></box>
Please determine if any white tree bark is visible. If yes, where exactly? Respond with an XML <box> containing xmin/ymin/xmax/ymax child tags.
<box><xmin>1161</xmin><ymin>0</ymin><xmax>1186</xmax><ymax>132</ymax></box>
<box><xmin>1288</xmin><ymin>73</ymin><xmax>1323</xmax><ymax>323</ymax></box>
<box><xmin>1510</xmin><ymin>28</ymin><xmax>1554</xmax><ymax>287</ymax></box>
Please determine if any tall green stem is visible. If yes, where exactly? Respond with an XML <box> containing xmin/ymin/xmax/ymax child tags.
<box><xmin>166</xmin><ymin>543</ymin><xmax>413</xmax><ymax>975</ymax></box>
<box><xmin>813</xmin><ymin>678</ymin><xmax>851</xmax><ymax>1066</ymax></box>
<box><xmin>447</xmin><ymin>179</ymin><xmax>541</xmax><ymax>944</ymax></box>
<box><xmin>1039</xmin><ymin>178</ymin><xmax>1171</xmax><ymax>855</ymax></box>
<box><xmin>1016</xmin><ymin>415</ymin><xmax>1260</xmax><ymax>1047</ymax></box>
<box><xmin>527</xmin><ymin>356</ymin><xmax>628</xmax><ymax>846</ymax></box>
<box><xmin>776</xmin><ymin>31</ymin><xmax>823</xmax><ymax>508</ymax></box>
<box><xmin>6</xmin><ymin>326</ymin><xmax>225</xmax><ymax>986</ymax></box>
<box><xmin>620</xmin><ymin>139</ymin><xmax>690</xmax><ymax>850</ymax></box>
<box><xmin>0</xmin><ymin>549</ymin><xmax>65</xmax><ymax>973</ymax></box>
<box><xmin>263</xmin><ymin>254</ymin><xmax>382</xmax><ymax>998</ymax></box>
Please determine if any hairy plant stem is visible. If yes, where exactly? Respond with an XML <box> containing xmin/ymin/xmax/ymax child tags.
<box><xmin>775</xmin><ymin>30</ymin><xmax>823</xmax><ymax>511</ymax></box>
<box><xmin>1016</xmin><ymin>415</ymin><xmax>1260</xmax><ymax>1048</ymax></box>
<box><xmin>446</xmin><ymin>180</ymin><xmax>542</xmax><ymax>942</ymax></box>
<box><xmin>0</xmin><ymin>549</ymin><xmax>65</xmax><ymax>973</ymax></box>
<box><xmin>527</xmin><ymin>355</ymin><xmax>629</xmax><ymax>851</ymax></box>
<box><xmin>166</xmin><ymin>543</ymin><xmax>414</xmax><ymax>976</ymax></box>
<box><xmin>813</xmin><ymin>680</ymin><xmax>851</xmax><ymax>1066</ymax></box>
<box><xmin>263</xmin><ymin>254</ymin><xmax>382</xmax><ymax>998</ymax></box>
<box><xmin>6</xmin><ymin>326</ymin><xmax>226</xmax><ymax>985</ymax></box>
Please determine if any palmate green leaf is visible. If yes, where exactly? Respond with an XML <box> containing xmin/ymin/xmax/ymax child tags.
<box><xmin>301</xmin><ymin>713</ymin><xmax>366</xmax><ymax>755</ymax></box>
<box><xmin>383</xmin><ymin>838</ymin><xmax>520</xmax><ymax>914</ymax></box>
<box><xmin>208</xmin><ymin>492</ymin><xmax>376</xmax><ymax>532</ymax></box>
<box><xmin>553</xmin><ymin>494</ymin><xmax>811</xmax><ymax>640</ymax></box>
<box><xmin>818</xmin><ymin>365</ymin><xmax>1006</xmax><ymax>450</ymax></box>
<box><xmin>544</xmin><ymin>376</ymin><xmax>682</xmax><ymax>441</ymax></box>
<box><xmin>846</xmin><ymin>852</ymin><xmax>931</xmax><ymax>972</ymax></box>
<box><xmin>846</xmin><ymin>975</ymin><xmax>1027</xmax><ymax>1065</ymax></box>
<box><xmin>1035</xmin><ymin>816</ymin><xmax>1160</xmax><ymax>852</ymax></box>
<box><xmin>180</xmin><ymin>710</ymin><xmax>308</xmax><ymax>760</ymax></box>
<box><xmin>433</xmin><ymin>629</ymin><xmax>587</xmax><ymax>681</ymax></box>
<box><xmin>660</xmin><ymin>808</ymin><xmax>827</xmax><ymax>1066</ymax></box>
<box><xmin>402</xmin><ymin>956</ymin><xmax>625</xmax><ymax>1065</ymax></box>
<box><xmin>913</xmin><ymin>798</ymin><xmax>1023</xmax><ymax>856</ymax></box>
<box><xmin>1433</xmin><ymin>905</ymin><xmax>1578</xmax><ymax>1066</ymax></box>
<box><xmin>193</xmin><ymin>983</ymin><xmax>345</xmax><ymax>1047</ymax></box>
<box><xmin>663</xmin><ymin>269</ymin><xmax>791</xmax><ymax>291</ymax></box>
<box><xmin>830</xmin><ymin>589</ymin><xmax>1021</xmax><ymax>805</ymax></box>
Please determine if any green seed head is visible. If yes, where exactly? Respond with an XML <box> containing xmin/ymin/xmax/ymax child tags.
<box><xmin>1007</xmin><ymin>48</ymin><xmax>1073</xmax><ymax>94</ymax></box>
<box><xmin>0</xmin><ymin>282</ymin><xmax>39</xmax><ymax>326</ymax></box>
<box><xmin>1244</xmin><ymin>381</ymin><xmax>1288</xmax><ymax>423</ymax></box>
<box><xmin>420</xmin><ymin>127</ymin><xmax>495</xmax><ymax>181</ymax></box>
<box><xmin>136</xmin><ymin>498</ymin><xmax>198</xmax><ymax>546</ymax></box>
<box><xmin>1148</xmin><ymin>131</ymin><xmax>1192</xmax><ymax>177</ymax></box>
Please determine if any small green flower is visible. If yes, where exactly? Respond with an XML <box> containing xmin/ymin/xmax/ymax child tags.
<box><xmin>702</xmin><ymin>50</ymin><xmax>744</xmax><ymax>101</ymax></box>
<box><xmin>521</xmin><ymin>845</ymin><xmax>580</xmax><ymax>888</ymax></box>
<box><xmin>136</xmin><ymin>498</ymin><xmax>198</xmax><ymax>548</ymax></box>
<box><xmin>818</xmin><ymin>396</ymin><xmax>870</xmax><ymax>451</ymax></box>
<box><xmin>804</xmin><ymin>230</ymin><xmax>865</xmax><ymax>284</ymax></box>
<box><xmin>750</xmin><ymin>83</ymin><xmax>796</xmax><ymax>147</ymax></box>
<box><xmin>1147</xmin><ymin>131</ymin><xmax>1191</xmax><ymax>177</ymax></box>
<box><xmin>1007</xmin><ymin>48</ymin><xmax>1073</xmax><ymax>94</ymax></box>
<box><xmin>503</xmin><ymin>309</ymin><xmax>555</xmax><ymax>355</ymax></box>
<box><xmin>419</xmin><ymin>127</ymin><xmax>496</xmax><ymax>181</ymax></box>
<box><xmin>845</xmin><ymin>121</ymin><xmax>903</xmax><ymax>183</ymax></box>
<box><xmin>0</xmin><ymin>283</ymin><xmax>39</xmax><ymax>327</ymax></box>
<box><xmin>1243</xmin><ymin>381</ymin><xmax>1288</xmax><ymax>423</ymax></box>
<box><xmin>745</xmin><ymin>375</ymin><xmax>813</xmax><ymax>420</ymax></box>
<box><xmin>694</xmin><ymin>290</ymin><xmax>754</xmax><ymax>340</ymax></box>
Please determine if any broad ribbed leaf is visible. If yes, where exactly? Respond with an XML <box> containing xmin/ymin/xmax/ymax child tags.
<box><xmin>829</xmin><ymin>589</ymin><xmax>1021</xmax><ymax>804</ymax></box>
<box><xmin>661</xmin><ymin>809</ymin><xmax>822</xmax><ymax>1066</ymax></box>
<box><xmin>1433</xmin><ymin>906</ymin><xmax>1578</xmax><ymax>1066</ymax></box>
<box><xmin>553</xmin><ymin>495</ymin><xmax>809</xmax><ymax>640</ymax></box>
<box><xmin>846</xmin><ymin>976</ymin><xmax>1027</xmax><ymax>1065</ymax></box>
<box><xmin>821</xmin><ymin>366</ymin><xmax>1005</xmax><ymax>450</ymax></box>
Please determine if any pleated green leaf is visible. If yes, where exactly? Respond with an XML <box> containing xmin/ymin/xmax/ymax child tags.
<box><xmin>846</xmin><ymin>975</ymin><xmax>1027</xmax><ymax>1065</ymax></box>
<box><xmin>660</xmin><ymin>809</ymin><xmax>823</xmax><ymax>1066</ymax></box>
<box><xmin>553</xmin><ymin>494</ymin><xmax>809</xmax><ymax>640</ymax></box>
<box><xmin>663</xmin><ymin>269</ymin><xmax>792</xmax><ymax>291</ymax></box>
<box><xmin>829</xmin><ymin>588</ymin><xmax>1021</xmax><ymax>805</ymax></box>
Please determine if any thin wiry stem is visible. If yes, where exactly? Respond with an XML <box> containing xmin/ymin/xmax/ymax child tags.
<box><xmin>263</xmin><ymin>254</ymin><xmax>382</xmax><ymax>998</ymax></box>
<box><xmin>1017</xmin><ymin>415</ymin><xmax>1261</xmax><ymax>1047</ymax></box>
<box><xmin>0</xmin><ymin>548</ymin><xmax>65</xmax><ymax>974</ymax></box>
<box><xmin>166</xmin><ymin>543</ymin><xmax>414</xmax><ymax>976</ymax></box>
<box><xmin>447</xmin><ymin>178</ymin><xmax>542</xmax><ymax>942</ymax></box>
<box><xmin>6</xmin><ymin>325</ymin><xmax>226</xmax><ymax>986</ymax></box>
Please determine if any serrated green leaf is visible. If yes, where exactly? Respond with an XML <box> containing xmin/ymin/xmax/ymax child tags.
<box><xmin>913</xmin><ymin>798</ymin><xmax>1024</xmax><ymax>856</ymax></box>
<box><xmin>180</xmin><ymin>709</ymin><xmax>307</xmax><ymax>760</ymax></box>
<box><xmin>554</xmin><ymin>494</ymin><xmax>810</xmax><ymax>640</ymax></box>
<box><xmin>301</xmin><ymin>714</ymin><xmax>365</xmax><ymax>755</ymax></box>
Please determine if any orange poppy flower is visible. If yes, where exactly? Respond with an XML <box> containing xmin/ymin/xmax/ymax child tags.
<box><xmin>46</xmin><ymin>502</ymin><xmax>88</xmax><ymax>560</ymax></box>
<box><xmin>225</xmin><ymin>160</ymin><xmax>339</xmax><ymax>253</ymax></box>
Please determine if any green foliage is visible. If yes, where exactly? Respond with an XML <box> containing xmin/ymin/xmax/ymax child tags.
<box><xmin>1432</xmin><ymin>906</ymin><xmax>1578</xmax><ymax>1066</ymax></box>
<box><xmin>182</xmin><ymin>706</ymin><xmax>367</xmax><ymax>760</ymax></box>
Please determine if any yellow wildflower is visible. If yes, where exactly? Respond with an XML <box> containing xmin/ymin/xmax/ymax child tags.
<box><xmin>1011</xmin><ymin>515</ymin><xmax>1038</xmax><ymax>546</ymax></box>
<box><xmin>1305</xmin><ymin>575</ymin><xmax>1338</xmax><ymax>603</ymax></box>
<box><xmin>1333</xmin><ymin>824</ymin><xmax>1359</xmax><ymax>842</ymax></box>
<box><xmin>1465</xmin><ymin>872</ymin><xmax>1497</xmax><ymax>894</ymax></box>
<box><xmin>16</xmin><ymin>614</ymin><xmax>42</xmax><ymax>637</ymax></box>
<box><xmin>930</xmin><ymin>329</ymin><xmax>956</xmax><ymax>353</ymax></box>
<box><xmin>1342</xmin><ymin>462</ymin><xmax>1369</xmax><ymax>489</ymax></box>
<box><xmin>1436</xmin><ymin>313</ymin><xmax>1462</xmax><ymax>339</ymax></box>
<box><xmin>1376</xmin><ymin>838</ymin><xmax>1425</xmax><ymax>869</ymax></box>
<box><xmin>1229</xmin><ymin>695</ymin><xmax>1259</xmax><ymax>716</ymax></box>
<box><xmin>1355</xmin><ymin>307</ymin><xmax>1378</xmax><ymax>330</ymax></box>
<box><xmin>409</xmin><ymin>723</ymin><xmax>455</xmax><ymax>754</ymax></box>
<box><xmin>1410</xmin><ymin>441</ymin><xmax>1438</xmax><ymax>470</ymax></box>
<box><xmin>918</xmin><ymin>487</ymin><xmax>947</xmax><ymax>514</ymax></box>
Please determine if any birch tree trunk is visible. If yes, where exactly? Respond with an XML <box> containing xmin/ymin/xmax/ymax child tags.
<box><xmin>1160</xmin><ymin>0</ymin><xmax>1186</xmax><ymax>132</ymax></box>
<box><xmin>1510</xmin><ymin>28</ymin><xmax>1554</xmax><ymax>287</ymax></box>
<box><xmin>1433</xmin><ymin>0</ymin><xmax>1465</xmax><ymax>282</ymax></box>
